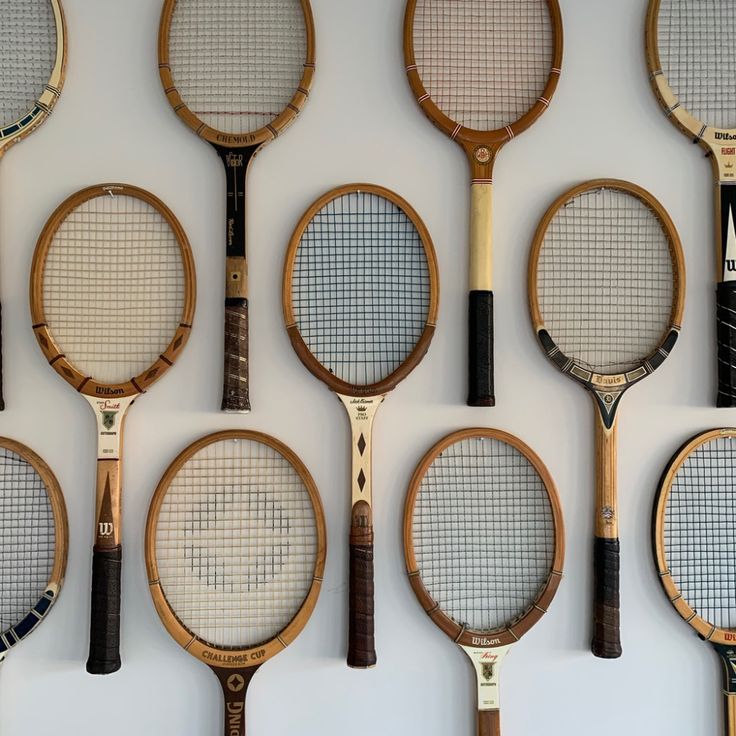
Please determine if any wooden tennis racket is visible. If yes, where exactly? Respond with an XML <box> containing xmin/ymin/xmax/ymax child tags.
<box><xmin>646</xmin><ymin>2</ymin><xmax>736</xmax><ymax>406</ymax></box>
<box><xmin>283</xmin><ymin>183</ymin><xmax>439</xmax><ymax>668</ymax></box>
<box><xmin>159</xmin><ymin>0</ymin><xmax>315</xmax><ymax>412</ymax></box>
<box><xmin>146</xmin><ymin>430</ymin><xmax>325</xmax><ymax>736</ymax></box>
<box><xmin>529</xmin><ymin>179</ymin><xmax>685</xmax><ymax>658</ymax></box>
<box><xmin>404</xmin><ymin>0</ymin><xmax>562</xmax><ymax>407</ymax></box>
<box><xmin>0</xmin><ymin>0</ymin><xmax>66</xmax><ymax>410</ymax></box>
<box><xmin>404</xmin><ymin>428</ymin><xmax>564</xmax><ymax>736</ymax></box>
<box><xmin>30</xmin><ymin>184</ymin><xmax>196</xmax><ymax>675</ymax></box>
<box><xmin>0</xmin><ymin>437</ymin><xmax>67</xmax><ymax>666</ymax></box>
<box><xmin>654</xmin><ymin>428</ymin><xmax>736</xmax><ymax>736</ymax></box>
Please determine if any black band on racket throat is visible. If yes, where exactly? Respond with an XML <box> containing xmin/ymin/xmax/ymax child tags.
<box><xmin>468</xmin><ymin>290</ymin><xmax>494</xmax><ymax>407</ymax></box>
<box><xmin>86</xmin><ymin>545</ymin><xmax>122</xmax><ymax>675</ymax></box>
<box><xmin>592</xmin><ymin>536</ymin><xmax>621</xmax><ymax>659</ymax></box>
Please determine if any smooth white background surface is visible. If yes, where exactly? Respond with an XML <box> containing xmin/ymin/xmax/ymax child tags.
<box><xmin>0</xmin><ymin>1</ymin><xmax>727</xmax><ymax>734</ymax></box>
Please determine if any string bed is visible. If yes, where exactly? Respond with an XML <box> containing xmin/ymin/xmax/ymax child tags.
<box><xmin>657</xmin><ymin>0</ymin><xmax>736</xmax><ymax>130</ymax></box>
<box><xmin>169</xmin><ymin>0</ymin><xmax>306</xmax><ymax>136</ymax></box>
<box><xmin>665</xmin><ymin>436</ymin><xmax>736</xmax><ymax>630</ymax></box>
<box><xmin>0</xmin><ymin>0</ymin><xmax>57</xmax><ymax>128</ymax></box>
<box><xmin>291</xmin><ymin>192</ymin><xmax>430</xmax><ymax>386</ymax></box>
<box><xmin>42</xmin><ymin>193</ymin><xmax>185</xmax><ymax>385</ymax></box>
<box><xmin>412</xmin><ymin>0</ymin><xmax>553</xmax><ymax>131</ymax></box>
<box><xmin>0</xmin><ymin>447</ymin><xmax>54</xmax><ymax>632</ymax></box>
<box><xmin>412</xmin><ymin>436</ymin><xmax>554</xmax><ymax>632</ymax></box>
<box><xmin>155</xmin><ymin>438</ymin><xmax>318</xmax><ymax>649</ymax></box>
<box><xmin>537</xmin><ymin>188</ymin><xmax>674</xmax><ymax>375</ymax></box>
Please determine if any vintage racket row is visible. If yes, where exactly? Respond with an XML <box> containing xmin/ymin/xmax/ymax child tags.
<box><xmin>0</xmin><ymin>0</ymin><xmax>735</xmax><ymax>735</ymax></box>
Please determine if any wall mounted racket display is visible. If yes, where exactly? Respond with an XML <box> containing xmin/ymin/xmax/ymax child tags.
<box><xmin>646</xmin><ymin>2</ymin><xmax>736</xmax><ymax>407</ymax></box>
<box><xmin>283</xmin><ymin>183</ymin><xmax>439</xmax><ymax>668</ymax></box>
<box><xmin>0</xmin><ymin>438</ymin><xmax>68</xmax><ymax>669</ymax></box>
<box><xmin>653</xmin><ymin>428</ymin><xmax>736</xmax><ymax>736</ymax></box>
<box><xmin>158</xmin><ymin>0</ymin><xmax>315</xmax><ymax>412</ymax></box>
<box><xmin>30</xmin><ymin>184</ymin><xmax>196</xmax><ymax>675</ymax></box>
<box><xmin>146</xmin><ymin>430</ymin><xmax>326</xmax><ymax>736</ymax></box>
<box><xmin>403</xmin><ymin>0</ymin><xmax>562</xmax><ymax>407</ymax></box>
<box><xmin>0</xmin><ymin>0</ymin><xmax>66</xmax><ymax>411</ymax></box>
<box><xmin>529</xmin><ymin>179</ymin><xmax>685</xmax><ymax>658</ymax></box>
<box><xmin>404</xmin><ymin>428</ymin><xmax>564</xmax><ymax>736</ymax></box>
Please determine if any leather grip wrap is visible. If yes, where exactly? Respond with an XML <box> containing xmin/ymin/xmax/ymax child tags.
<box><xmin>478</xmin><ymin>710</ymin><xmax>501</xmax><ymax>736</ymax></box>
<box><xmin>717</xmin><ymin>282</ymin><xmax>736</xmax><ymax>407</ymax></box>
<box><xmin>221</xmin><ymin>298</ymin><xmax>250</xmax><ymax>412</ymax></box>
<box><xmin>86</xmin><ymin>545</ymin><xmax>122</xmax><ymax>674</ymax></box>
<box><xmin>468</xmin><ymin>290</ymin><xmax>494</xmax><ymax>407</ymax></box>
<box><xmin>347</xmin><ymin>535</ymin><xmax>376</xmax><ymax>668</ymax></box>
<box><xmin>592</xmin><ymin>536</ymin><xmax>621</xmax><ymax>659</ymax></box>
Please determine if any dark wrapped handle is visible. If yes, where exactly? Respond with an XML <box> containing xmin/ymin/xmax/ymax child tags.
<box><xmin>592</xmin><ymin>536</ymin><xmax>621</xmax><ymax>659</ymax></box>
<box><xmin>468</xmin><ymin>291</ymin><xmax>494</xmax><ymax>407</ymax></box>
<box><xmin>717</xmin><ymin>282</ymin><xmax>736</xmax><ymax>407</ymax></box>
<box><xmin>221</xmin><ymin>299</ymin><xmax>250</xmax><ymax>412</ymax></box>
<box><xmin>348</xmin><ymin>532</ymin><xmax>376</xmax><ymax>668</ymax></box>
<box><xmin>86</xmin><ymin>546</ymin><xmax>122</xmax><ymax>674</ymax></box>
<box><xmin>478</xmin><ymin>710</ymin><xmax>501</xmax><ymax>736</ymax></box>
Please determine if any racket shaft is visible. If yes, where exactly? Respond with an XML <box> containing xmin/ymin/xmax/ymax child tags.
<box><xmin>468</xmin><ymin>182</ymin><xmax>494</xmax><ymax>406</ymax></box>
<box><xmin>213</xmin><ymin>666</ymin><xmax>258</xmax><ymax>736</ymax></box>
<box><xmin>478</xmin><ymin>710</ymin><xmax>501</xmax><ymax>736</ymax></box>
<box><xmin>0</xmin><ymin>301</ymin><xmax>4</xmax><ymax>411</ymax></box>
<box><xmin>716</xmin><ymin>184</ymin><xmax>736</xmax><ymax>407</ymax></box>
<box><xmin>725</xmin><ymin>693</ymin><xmax>736</xmax><ymax>736</ymax></box>
<box><xmin>592</xmin><ymin>408</ymin><xmax>621</xmax><ymax>658</ymax></box>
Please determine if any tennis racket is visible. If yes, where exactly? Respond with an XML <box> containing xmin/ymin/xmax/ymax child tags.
<box><xmin>283</xmin><ymin>183</ymin><xmax>439</xmax><ymax>668</ymax></box>
<box><xmin>529</xmin><ymin>179</ymin><xmax>685</xmax><ymax>658</ymax></box>
<box><xmin>0</xmin><ymin>0</ymin><xmax>66</xmax><ymax>410</ymax></box>
<box><xmin>654</xmin><ymin>428</ymin><xmax>736</xmax><ymax>735</ymax></box>
<box><xmin>159</xmin><ymin>0</ymin><xmax>315</xmax><ymax>413</ymax></box>
<box><xmin>0</xmin><ymin>437</ymin><xmax>67</xmax><ymax>666</ymax></box>
<box><xmin>30</xmin><ymin>184</ymin><xmax>196</xmax><ymax>675</ymax></box>
<box><xmin>646</xmin><ymin>2</ymin><xmax>736</xmax><ymax>407</ymax></box>
<box><xmin>404</xmin><ymin>0</ymin><xmax>562</xmax><ymax>407</ymax></box>
<box><xmin>146</xmin><ymin>430</ymin><xmax>325</xmax><ymax>736</ymax></box>
<box><xmin>404</xmin><ymin>428</ymin><xmax>564</xmax><ymax>736</ymax></box>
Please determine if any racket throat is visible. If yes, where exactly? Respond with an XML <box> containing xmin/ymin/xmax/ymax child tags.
<box><xmin>212</xmin><ymin>665</ymin><xmax>259</xmax><ymax>736</ymax></box>
<box><xmin>461</xmin><ymin>644</ymin><xmax>512</xmax><ymax>714</ymax></box>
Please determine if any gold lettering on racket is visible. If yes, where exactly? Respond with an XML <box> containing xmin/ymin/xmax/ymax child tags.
<box><xmin>226</xmin><ymin>702</ymin><xmax>244</xmax><ymax>736</ymax></box>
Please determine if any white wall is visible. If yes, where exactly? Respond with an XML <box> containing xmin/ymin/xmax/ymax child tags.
<box><xmin>0</xmin><ymin>1</ymin><xmax>726</xmax><ymax>734</ymax></box>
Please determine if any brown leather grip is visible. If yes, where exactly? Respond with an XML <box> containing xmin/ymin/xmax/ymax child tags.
<box><xmin>221</xmin><ymin>299</ymin><xmax>250</xmax><ymax>412</ymax></box>
<box><xmin>347</xmin><ymin>525</ymin><xmax>376</xmax><ymax>668</ymax></box>
<box><xmin>592</xmin><ymin>536</ymin><xmax>621</xmax><ymax>658</ymax></box>
<box><xmin>478</xmin><ymin>710</ymin><xmax>501</xmax><ymax>736</ymax></box>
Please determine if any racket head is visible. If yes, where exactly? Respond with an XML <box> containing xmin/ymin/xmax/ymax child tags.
<box><xmin>529</xmin><ymin>179</ymin><xmax>685</xmax><ymax>412</ymax></box>
<box><xmin>404</xmin><ymin>0</ymin><xmax>563</xmax><ymax>155</ymax></box>
<box><xmin>283</xmin><ymin>183</ymin><xmax>440</xmax><ymax>397</ymax></box>
<box><xmin>0</xmin><ymin>437</ymin><xmax>67</xmax><ymax>660</ymax></box>
<box><xmin>654</xmin><ymin>428</ymin><xmax>736</xmax><ymax>645</ymax></box>
<box><xmin>404</xmin><ymin>428</ymin><xmax>564</xmax><ymax>649</ymax></box>
<box><xmin>145</xmin><ymin>430</ymin><xmax>326</xmax><ymax>667</ymax></box>
<box><xmin>0</xmin><ymin>0</ymin><xmax>66</xmax><ymax>154</ymax></box>
<box><xmin>30</xmin><ymin>183</ymin><xmax>196</xmax><ymax>399</ymax></box>
<box><xmin>158</xmin><ymin>0</ymin><xmax>315</xmax><ymax>148</ymax></box>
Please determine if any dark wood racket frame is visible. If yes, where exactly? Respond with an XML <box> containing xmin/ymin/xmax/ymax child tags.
<box><xmin>403</xmin><ymin>427</ymin><xmax>564</xmax><ymax>649</ymax></box>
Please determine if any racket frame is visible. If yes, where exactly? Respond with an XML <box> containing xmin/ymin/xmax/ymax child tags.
<box><xmin>529</xmin><ymin>178</ymin><xmax>685</xmax><ymax>658</ymax></box>
<box><xmin>30</xmin><ymin>183</ymin><xmax>196</xmax><ymax>674</ymax></box>
<box><xmin>403</xmin><ymin>0</ymin><xmax>563</xmax><ymax>407</ymax></box>
<box><xmin>158</xmin><ymin>0</ymin><xmax>316</xmax><ymax>413</ymax></box>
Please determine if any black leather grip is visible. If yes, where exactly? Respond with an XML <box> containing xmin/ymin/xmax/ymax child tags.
<box><xmin>221</xmin><ymin>299</ymin><xmax>250</xmax><ymax>412</ymax></box>
<box><xmin>717</xmin><ymin>282</ymin><xmax>736</xmax><ymax>407</ymax></box>
<box><xmin>592</xmin><ymin>536</ymin><xmax>621</xmax><ymax>659</ymax></box>
<box><xmin>347</xmin><ymin>539</ymin><xmax>376</xmax><ymax>668</ymax></box>
<box><xmin>468</xmin><ymin>290</ymin><xmax>494</xmax><ymax>407</ymax></box>
<box><xmin>86</xmin><ymin>546</ymin><xmax>122</xmax><ymax>674</ymax></box>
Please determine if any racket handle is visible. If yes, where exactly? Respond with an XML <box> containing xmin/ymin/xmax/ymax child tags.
<box><xmin>717</xmin><ymin>282</ymin><xmax>736</xmax><ymax>407</ymax></box>
<box><xmin>222</xmin><ymin>298</ymin><xmax>250</xmax><ymax>412</ymax></box>
<box><xmin>468</xmin><ymin>290</ymin><xmax>494</xmax><ymax>407</ymax></box>
<box><xmin>478</xmin><ymin>710</ymin><xmax>501</xmax><ymax>736</ymax></box>
<box><xmin>348</xmin><ymin>521</ymin><xmax>376</xmax><ymax>669</ymax></box>
<box><xmin>0</xmin><ymin>301</ymin><xmax>4</xmax><ymax>412</ymax></box>
<box><xmin>86</xmin><ymin>545</ymin><xmax>122</xmax><ymax>674</ymax></box>
<box><xmin>592</xmin><ymin>536</ymin><xmax>621</xmax><ymax>659</ymax></box>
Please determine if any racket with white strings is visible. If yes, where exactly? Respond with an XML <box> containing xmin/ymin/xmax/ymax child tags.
<box><xmin>404</xmin><ymin>428</ymin><xmax>564</xmax><ymax>736</ymax></box>
<box><xmin>0</xmin><ymin>0</ymin><xmax>66</xmax><ymax>410</ymax></box>
<box><xmin>283</xmin><ymin>183</ymin><xmax>439</xmax><ymax>668</ymax></box>
<box><xmin>146</xmin><ymin>430</ymin><xmax>325</xmax><ymax>736</ymax></box>
<box><xmin>404</xmin><ymin>0</ymin><xmax>562</xmax><ymax>406</ymax></box>
<box><xmin>159</xmin><ymin>0</ymin><xmax>315</xmax><ymax>413</ymax></box>
<box><xmin>646</xmin><ymin>2</ymin><xmax>736</xmax><ymax>406</ymax></box>
<box><xmin>529</xmin><ymin>179</ymin><xmax>685</xmax><ymax>658</ymax></box>
<box><xmin>30</xmin><ymin>184</ymin><xmax>196</xmax><ymax>675</ymax></box>
<box><xmin>0</xmin><ymin>438</ymin><xmax>67</xmax><ymax>667</ymax></box>
<box><xmin>654</xmin><ymin>428</ymin><xmax>736</xmax><ymax>736</ymax></box>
